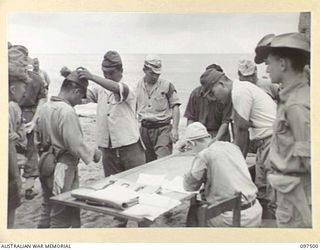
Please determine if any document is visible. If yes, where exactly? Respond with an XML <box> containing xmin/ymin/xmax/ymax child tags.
<box><xmin>161</xmin><ymin>176</ymin><xmax>198</xmax><ymax>194</ymax></box>
<box><xmin>122</xmin><ymin>193</ymin><xmax>181</xmax><ymax>221</ymax></box>
<box><xmin>136</xmin><ymin>174</ymin><xmax>166</xmax><ymax>186</ymax></box>
<box><xmin>71</xmin><ymin>184</ymin><xmax>139</xmax><ymax>210</ymax></box>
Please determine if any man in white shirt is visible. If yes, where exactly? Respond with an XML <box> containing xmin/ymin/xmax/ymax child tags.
<box><xmin>200</xmin><ymin>68</ymin><xmax>277</xmax><ymax>218</ymax></box>
<box><xmin>183</xmin><ymin>122</ymin><xmax>262</xmax><ymax>227</ymax></box>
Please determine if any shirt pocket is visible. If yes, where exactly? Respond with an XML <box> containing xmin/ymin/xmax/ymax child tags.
<box><xmin>153</xmin><ymin>93</ymin><xmax>168</xmax><ymax>112</ymax></box>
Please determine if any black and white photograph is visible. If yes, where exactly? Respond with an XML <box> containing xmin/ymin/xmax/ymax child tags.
<box><xmin>5</xmin><ymin>4</ymin><xmax>313</xmax><ymax>239</ymax></box>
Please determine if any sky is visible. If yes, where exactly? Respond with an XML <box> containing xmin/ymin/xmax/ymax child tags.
<box><xmin>7</xmin><ymin>12</ymin><xmax>300</xmax><ymax>54</ymax></box>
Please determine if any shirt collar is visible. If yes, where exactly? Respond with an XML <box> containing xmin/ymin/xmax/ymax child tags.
<box><xmin>50</xmin><ymin>96</ymin><xmax>73</xmax><ymax>107</ymax></box>
<box><xmin>279</xmin><ymin>78</ymin><xmax>308</xmax><ymax>103</ymax></box>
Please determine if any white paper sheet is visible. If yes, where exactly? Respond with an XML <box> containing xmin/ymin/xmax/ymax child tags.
<box><xmin>122</xmin><ymin>193</ymin><xmax>181</xmax><ymax>221</ymax></box>
<box><xmin>161</xmin><ymin>176</ymin><xmax>198</xmax><ymax>194</ymax></box>
<box><xmin>136</xmin><ymin>174</ymin><xmax>166</xmax><ymax>186</ymax></box>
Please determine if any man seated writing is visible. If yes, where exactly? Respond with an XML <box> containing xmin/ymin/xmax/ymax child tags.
<box><xmin>183</xmin><ymin>122</ymin><xmax>262</xmax><ymax>227</ymax></box>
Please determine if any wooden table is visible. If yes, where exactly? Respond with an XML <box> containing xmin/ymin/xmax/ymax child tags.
<box><xmin>50</xmin><ymin>152</ymin><xmax>256</xmax><ymax>227</ymax></box>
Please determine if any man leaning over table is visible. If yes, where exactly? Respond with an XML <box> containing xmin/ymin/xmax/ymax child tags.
<box><xmin>183</xmin><ymin>122</ymin><xmax>262</xmax><ymax>227</ymax></box>
<box><xmin>36</xmin><ymin>69</ymin><xmax>101</xmax><ymax>228</ymax></box>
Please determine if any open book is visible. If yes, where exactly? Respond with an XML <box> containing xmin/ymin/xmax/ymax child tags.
<box><xmin>71</xmin><ymin>185</ymin><xmax>139</xmax><ymax>210</ymax></box>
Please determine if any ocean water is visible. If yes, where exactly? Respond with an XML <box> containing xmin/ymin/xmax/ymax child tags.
<box><xmin>37</xmin><ymin>53</ymin><xmax>267</xmax><ymax>117</ymax></box>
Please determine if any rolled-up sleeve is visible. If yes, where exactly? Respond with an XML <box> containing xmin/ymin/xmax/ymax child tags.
<box><xmin>184</xmin><ymin>91</ymin><xmax>198</xmax><ymax>121</ymax></box>
<box><xmin>183</xmin><ymin>156</ymin><xmax>207</xmax><ymax>191</ymax></box>
<box><xmin>232</xmin><ymin>87</ymin><xmax>252</xmax><ymax>125</ymax></box>
<box><xmin>167</xmin><ymin>82</ymin><xmax>181</xmax><ymax>108</ymax></box>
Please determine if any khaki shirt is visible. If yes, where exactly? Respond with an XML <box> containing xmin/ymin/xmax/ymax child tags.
<box><xmin>269</xmin><ymin>79</ymin><xmax>310</xmax><ymax>174</ymax></box>
<box><xmin>86</xmin><ymin>83</ymin><xmax>140</xmax><ymax>148</ymax></box>
<box><xmin>184</xmin><ymin>142</ymin><xmax>258</xmax><ymax>205</ymax></box>
<box><xmin>136</xmin><ymin>78</ymin><xmax>181</xmax><ymax>122</ymax></box>
<box><xmin>9</xmin><ymin>101</ymin><xmax>27</xmax><ymax>148</ymax></box>
<box><xmin>36</xmin><ymin>96</ymin><xmax>92</xmax><ymax>164</ymax></box>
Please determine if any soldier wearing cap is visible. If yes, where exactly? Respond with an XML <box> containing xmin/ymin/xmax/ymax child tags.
<box><xmin>183</xmin><ymin>64</ymin><xmax>232</xmax><ymax>144</ymax></box>
<box><xmin>33</xmin><ymin>57</ymin><xmax>50</xmax><ymax>92</ymax></box>
<box><xmin>238</xmin><ymin>57</ymin><xmax>280</xmax><ymax>103</ymax></box>
<box><xmin>35</xmin><ymin>69</ymin><xmax>101</xmax><ymax>228</ymax></box>
<box><xmin>256</xmin><ymin>32</ymin><xmax>311</xmax><ymax>227</ymax></box>
<box><xmin>77</xmin><ymin>51</ymin><xmax>145</xmax><ymax>178</ymax></box>
<box><xmin>200</xmin><ymin>67</ymin><xmax>277</xmax><ymax>219</ymax></box>
<box><xmin>183</xmin><ymin>122</ymin><xmax>262</xmax><ymax>227</ymax></box>
<box><xmin>10</xmin><ymin>45</ymin><xmax>47</xmax><ymax>200</ymax></box>
<box><xmin>8</xmin><ymin>55</ymin><xmax>29</xmax><ymax>228</ymax></box>
<box><xmin>136</xmin><ymin>54</ymin><xmax>181</xmax><ymax>162</ymax></box>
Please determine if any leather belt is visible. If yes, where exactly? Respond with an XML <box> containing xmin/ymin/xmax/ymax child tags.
<box><xmin>241</xmin><ymin>198</ymin><xmax>256</xmax><ymax>210</ymax></box>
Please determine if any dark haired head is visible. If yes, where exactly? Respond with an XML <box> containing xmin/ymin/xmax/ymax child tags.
<box><xmin>205</xmin><ymin>64</ymin><xmax>223</xmax><ymax>72</ymax></box>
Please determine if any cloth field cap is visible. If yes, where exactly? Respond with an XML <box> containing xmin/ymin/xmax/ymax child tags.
<box><xmin>101</xmin><ymin>50</ymin><xmax>122</xmax><ymax>71</ymax></box>
<box><xmin>62</xmin><ymin>67</ymin><xmax>89</xmax><ymax>90</ymax></box>
<box><xmin>254</xmin><ymin>34</ymin><xmax>275</xmax><ymax>64</ymax></box>
<box><xmin>8</xmin><ymin>62</ymin><xmax>30</xmax><ymax>83</ymax></box>
<box><xmin>185</xmin><ymin>122</ymin><xmax>211</xmax><ymax>141</ymax></box>
<box><xmin>144</xmin><ymin>54</ymin><xmax>162</xmax><ymax>74</ymax></box>
<box><xmin>200</xmin><ymin>68</ymin><xmax>225</xmax><ymax>94</ymax></box>
<box><xmin>255</xmin><ymin>32</ymin><xmax>310</xmax><ymax>63</ymax></box>
<box><xmin>8</xmin><ymin>47</ymin><xmax>33</xmax><ymax>66</ymax></box>
<box><xmin>238</xmin><ymin>58</ymin><xmax>256</xmax><ymax>76</ymax></box>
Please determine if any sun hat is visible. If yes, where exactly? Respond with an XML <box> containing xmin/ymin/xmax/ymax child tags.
<box><xmin>238</xmin><ymin>58</ymin><xmax>256</xmax><ymax>76</ymax></box>
<box><xmin>255</xmin><ymin>33</ymin><xmax>310</xmax><ymax>63</ymax></box>
<box><xmin>185</xmin><ymin>122</ymin><xmax>211</xmax><ymax>141</ymax></box>
<box><xmin>254</xmin><ymin>34</ymin><xmax>275</xmax><ymax>64</ymax></box>
<box><xmin>144</xmin><ymin>54</ymin><xmax>162</xmax><ymax>74</ymax></box>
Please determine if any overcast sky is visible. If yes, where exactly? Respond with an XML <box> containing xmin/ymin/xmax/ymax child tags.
<box><xmin>8</xmin><ymin>12</ymin><xmax>300</xmax><ymax>54</ymax></box>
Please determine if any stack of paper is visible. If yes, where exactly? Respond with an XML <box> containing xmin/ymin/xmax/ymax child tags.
<box><xmin>122</xmin><ymin>193</ymin><xmax>181</xmax><ymax>221</ymax></box>
<box><xmin>71</xmin><ymin>185</ymin><xmax>139</xmax><ymax>210</ymax></box>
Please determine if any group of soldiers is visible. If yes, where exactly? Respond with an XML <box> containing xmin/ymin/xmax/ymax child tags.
<box><xmin>8</xmin><ymin>13</ymin><xmax>310</xmax><ymax>229</ymax></box>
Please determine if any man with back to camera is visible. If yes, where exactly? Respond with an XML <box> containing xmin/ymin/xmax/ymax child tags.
<box><xmin>183</xmin><ymin>122</ymin><xmax>262</xmax><ymax>227</ymax></box>
<box><xmin>12</xmin><ymin>45</ymin><xmax>47</xmax><ymax>200</ymax></box>
<box><xmin>238</xmin><ymin>58</ymin><xmax>280</xmax><ymax>103</ymax></box>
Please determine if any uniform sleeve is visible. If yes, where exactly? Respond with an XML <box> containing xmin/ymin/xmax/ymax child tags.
<box><xmin>44</xmin><ymin>71</ymin><xmax>50</xmax><ymax>85</ymax></box>
<box><xmin>232</xmin><ymin>87</ymin><xmax>253</xmax><ymax>123</ymax></box>
<box><xmin>8</xmin><ymin>104</ymin><xmax>19</xmax><ymax>142</ymax></box>
<box><xmin>221</xmin><ymin>99</ymin><xmax>232</xmax><ymax>124</ymax></box>
<box><xmin>36</xmin><ymin>75</ymin><xmax>47</xmax><ymax>100</ymax></box>
<box><xmin>118</xmin><ymin>82</ymin><xmax>133</xmax><ymax>103</ymax></box>
<box><xmin>59</xmin><ymin>111</ymin><xmax>92</xmax><ymax>164</ymax></box>
<box><xmin>184</xmin><ymin>91</ymin><xmax>198</xmax><ymax>121</ymax></box>
<box><xmin>286</xmin><ymin>104</ymin><xmax>310</xmax><ymax>171</ymax></box>
<box><xmin>183</xmin><ymin>156</ymin><xmax>207</xmax><ymax>191</ymax></box>
<box><xmin>167</xmin><ymin>82</ymin><xmax>181</xmax><ymax>108</ymax></box>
